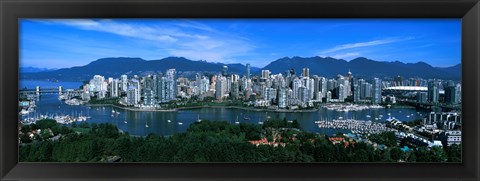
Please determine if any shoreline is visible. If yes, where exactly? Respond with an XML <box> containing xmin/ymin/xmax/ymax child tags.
<box><xmin>87</xmin><ymin>104</ymin><xmax>178</xmax><ymax>112</ymax></box>
<box><xmin>87</xmin><ymin>103</ymin><xmax>319</xmax><ymax>113</ymax></box>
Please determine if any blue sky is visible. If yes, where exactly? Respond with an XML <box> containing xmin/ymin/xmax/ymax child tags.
<box><xmin>20</xmin><ymin>19</ymin><xmax>461</xmax><ymax>69</ymax></box>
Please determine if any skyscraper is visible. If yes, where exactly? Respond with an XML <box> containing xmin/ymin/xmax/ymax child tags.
<box><xmin>130</xmin><ymin>79</ymin><xmax>141</xmax><ymax>104</ymax></box>
<box><xmin>165</xmin><ymin>69</ymin><xmax>177</xmax><ymax>101</ymax></box>
<box><xmin>326</xmin><ymin>91</ymin><xmax>332</xmax><ymax>103</ymax></box>
<box><xmin>445</xmin><ymin>83</ymin><xmax>461</xmax><ymax>104</ymax></box>
<box><xmin>302</xmin><ymin>68</ymin><xmax>309</xmax><ymax>77</ymax></box>
<box><xmin>215</xmin><ymin>76</ymin><xmax>226</xmax><ymax>101</ymax></box>
<box><xmin>319</xmin><ymin>77</ymin><xmax>327</xmax><ymax>99</ymax></box>
<box><xmin>246</xmin><ymin>63</ymin><xmax>251</xmax><ymax>80</ymax></box>
<box><xmin>261</xmin><ymin>70</ymin><xmax>271</xmax><ymax>79</ymax></box>
<box><xmin>358</xmin><ymin>79</ymin><xmax>366</xmax><ymax>99</ymax></box>
<box><xmin>264</xmin><ymin>87</ymin><xmax>277</xmax><ymax>103</ymax></box>
<box><xmin>292</xmin><ymin>78</ymin><xmax>302</xmax><ymax>99</ymax></box>
<box><xmin>89</xmin><ymin>75</ymin><xmax>107</xmax><ymax>99</ymax></box>
<box><xmin>126</xmin><ymin>87</ymin><xmax>138</xmax><ymax>106</ymax></box>
<box><xmin>338</xmin><ymin>84</ymin><xmax>345</xmax><ymax>101</ymax></box>
<box><xmin>110</xmin><ymin>79</ymin><xmax>119</xmax><ymax>97</ymax></box>
<box><xmin>372</xmin><ymin>78</ymin><xmax>382</xmax><ymax>104</ymax></box>
<box><xmin>143</xmin><ymin>89</ymin><xmax>155</xmax><ymax>106</ymax></box>
<box><xmin>353</xmin><ymin>83</ymin><xmax>360</xmax><ymax>103</ymax></box>
<box><xmin>312</xmin><ymin>75</ymin><xmax>320</xmax><ymax>100</ymax></box>
<box><xmin>417</xmin><ymin>92</ymin><xmax>428</xmax><ymax>103</ymax></box>
<box><xmin>222</xmin><ymin>66</ymin><xmax>228</xmax><ymax>76</ymax></box>
<box><xmin>121</xmin><ymin>75</ymin><xmax>128</xmax><ymax>92</ymax></box>
<box><xmin>278</xmin><ymin>88</ymin><xmax>287</xmax><ymax>109</ymax></box>
<box><xmin>428</xmin><ymin>80</ymin><xmax>439</xmax><ymax>103</ymax></box>
<box><xmin>200</xmin><ymin>77</ymin><xmax>210</xmax><ymax>95</ymax></box>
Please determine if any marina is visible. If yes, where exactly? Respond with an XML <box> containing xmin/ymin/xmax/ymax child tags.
<box><xmin>315</xmin><ymin>119</ymin><xmax>395</xmax><ymax>134</ymax></box>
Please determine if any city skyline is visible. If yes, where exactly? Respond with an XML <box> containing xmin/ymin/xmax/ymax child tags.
<box><xmin>20</xmin><ymin>19</ymin><xmax>461</xmax><ymax>69</ymax></box>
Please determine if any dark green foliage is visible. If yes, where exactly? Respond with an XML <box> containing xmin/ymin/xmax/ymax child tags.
<box><xmin>262</xmin><ymin>119</ymin><xmax>300</xmax><ymax>129</ymax></box>
<box><xmin>19</xmin><ymin>120</ymin><xmax>460</xmax><ymax>163</ymax></box>
<box><xmin>444</xmin><ymin>144</ymin><xmax>461</xmax><ymax>162</ymax></box>
<box><xmin>35</xmin><ymin>119</ymin><xmax>57</xmax><ymax>130</ymax></box>
<box><xmin>368</xmin><ymin>131</ymin><xmax>398</xmax><ymax>147</ymax></box>
<box><xmin>390</xmin><ymin>147</ymin><xmax>404</xmax><ymax>161</ymax></box>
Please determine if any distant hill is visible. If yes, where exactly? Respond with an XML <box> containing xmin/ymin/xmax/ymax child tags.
<box><xmin>260</xmin><ymin>56</ymin><xmax>461</xmax><ymax>80</ymax></box>
<box><xmin>20</xmin><ymin>66</ymin><xmax>57</xmax><ymax>73</ymax></box>
<box><xmin>20</xmin><ymin>57</ymin><xmax>258</xmax><ymax>81</ymax></box>
<box><xmin>437</xmin><ymin>63</ymin><xmax>461</xmax><ymax>77</ymax></box>
<box><xmin>21</xmin><ymin>56</ymin><xmax>461</xmax><ymax>81</ymax></box>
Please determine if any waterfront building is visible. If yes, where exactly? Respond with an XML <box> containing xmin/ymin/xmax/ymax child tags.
<box><xmin>130</xmin><ymin>79</ymin><xmax>141</xmax><ymax>104</ymax></box>
<box><xmin>264</xmin><ymin>87</ymin><xmax>277</xmax><ymax>103</ymax></box>
<box><xmin>215</xmin><ymin>76</ymin><xmax>227</xmax><ymax>101</ymax></box>
<box><xmin>165</xmin><ymin>69</ymin><xmax>177</xmax><ymax>101</ymax></box>
<box><xmin>231</xmin><ymin>81</ymin><xmax>240</xmax><ymax>99</ymax></box>
<box><xmin>89</xmin><ymin>75</ymin><xmax>107</xmax><ymax>99</ymax></box>
<box><xmin>445</xmin><ymin>83</ymin><xmax>461</xmax><ymax>104</ymax></box>
<box><xmin>152</xmin><ymin>74</ymin><xmax>159</xmax><ymax>96</ymax></box>
<box><xmin>319</xmin><ymin>76</ymin><xmax>327</xmax><ymax>98</ymax></box>
<box><xmin>353</xmin><ymin>83</ymin><xmax>360</xmax><ymax>103</ymax></box>
<box><xmin>394</xmin><ymin>75</ymin><xmax>403</xmax><ymax>86</ymax></box>
<box><xmin>158</xmin><ymin>76</ymin><xmax>168</xmax><ymax>102</ymax></box>
<box><xmin>278</xmin><ymin>88</ymin><xmax>287</xmax><ymax>108</ymax></box>
<box><xmin>417</xmin><ymin>92</ymin><xmax>428</xmax><ymax>103</ymax></box>
<box><xmin>143</xmin><ymin>89</ymin><xmax>155</xmax><ymax>106</ymax></box>
<box><xmin>312</xmin><ymin>75</ymin><xmax>320</xmax><ymax>100</ymax></box>
<box><xmin>298</xmin><ymin>86</ymin><xmax>310</xmax><ymax>104</ymax></box>
<box><xmin>110</xmin><ymin>79</ymin><xmax>119</xmax><ymax>97</ymax></box>
<box><xmin>439</xmin><ymin>131</ymin><xmax>462</xmax><ymax>146</ymax></box>
<box><xmin>126</xmin><ymin>87</ymin><xmax>138</xmax><ymax>106</ymax></box>
<box><xmin>327</xmin><ymin>79</ymin><xmax>337</xmax><ymax>92</ymax></box>
<box><xmin>121</xmin><ymin>75</ymin><xmax>128</xmax><ymax>92</ymax></box>
<box><xmin>345</xmin><ymin>71</ymin><xmax>353</xmax><ymax>97</ymax></box>
<box><xmin>357</xmin><ymin>79</ymin><xmax>364</xmax><ymax>99</ymax></box>
<box><xmin>326</xmin><ymin>91</ymin><xmax>332</xmax><ymax>103</ymax></box>
<box><xmin>306</xmin><ymin>77</ymin><xmax>315</xmax><ymax>100</ymax></box>
<box><xmin>144</xmin><ymin>76</ymin><xmax>154</xmax><ymax>92</ymax></box>
<box><xmin>338</xmin><ymin>84</ymin><xmax>345</xmax><ymax>102</ymax></box>
<box><xmin>156</xmin><ymin>69</ymin><xmax>177</xmax><ymax>103</ymax></box>
<box><xmin>372</xmin><ymin>78</ymin><xmax>382</xmax><ymax>104</ymax></box>
<box><xmin>200</xmin><ymin>77</ymin><xmax>210</xmax><ymax>95</ymax></box>
<box><xmin>344</xmin><ymin>79</ymin><xmax>350</xmax><ymax>100</ymax></box>
<box><xmin>428</xmin><ymin>80</ymin><xmax>439</xmax><ymax>103</ymax></box>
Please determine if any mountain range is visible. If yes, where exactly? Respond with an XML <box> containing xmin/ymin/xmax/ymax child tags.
<box><xmin>262</xmin><ymin>56</ymin><xmax>461</xmax><ymax>80</ymax></box>
<box><xmin>20</xmin><ymin>56</ymin><xmax>461</xmax><ymax>81</ymax></box>
<box><xmin>20</xmin><ymin>66</ymin><xmax>57</xmax><ymax>73</ymax></box>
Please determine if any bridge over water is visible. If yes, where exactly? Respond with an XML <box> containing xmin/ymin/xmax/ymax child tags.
<box><xmin>19</xmin><ymin>86</ymin><xmax>83</xmax><ymax>94</ymax></box>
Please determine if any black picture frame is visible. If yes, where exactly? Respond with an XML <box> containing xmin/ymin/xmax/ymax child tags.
<box><xmin>1</xmin><ymin>0</ymin><xmax>479</xmax><ymax>180</ymax></box>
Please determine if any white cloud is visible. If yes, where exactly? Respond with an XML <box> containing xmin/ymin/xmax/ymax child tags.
<box><xmin>32</xmin><ymin>19</ymin><xmax>257</xmax><ymax>66</ymax></box>
<box><xmin>319</xmin><ymin>37</ymin><xmax>414</xmax><ymax>54</ymax></box>
<box><xmin>329</xmin><ymin>52</ymin><xmax>361</xmax><ymax>60</ymax></box>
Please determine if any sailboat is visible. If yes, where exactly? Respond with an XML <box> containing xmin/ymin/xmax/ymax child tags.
<box><xmin>197</xmin><ymin>114</ymin><xmax>202</xmax><ymax>122</ymax></box>
<box><xmin>167</xmin><ymin>119</ymin><xmax>171</xmax><ymax>123</ymax></box>
<box><xmin>258</xmin><ymin>117</ymin><xmax>263</xmax><ymax>124</ymax></box>
<box><xmin>235</xmin><ymin>115</ymin><xmax>240</xmax><ymax>124</ymax></box>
